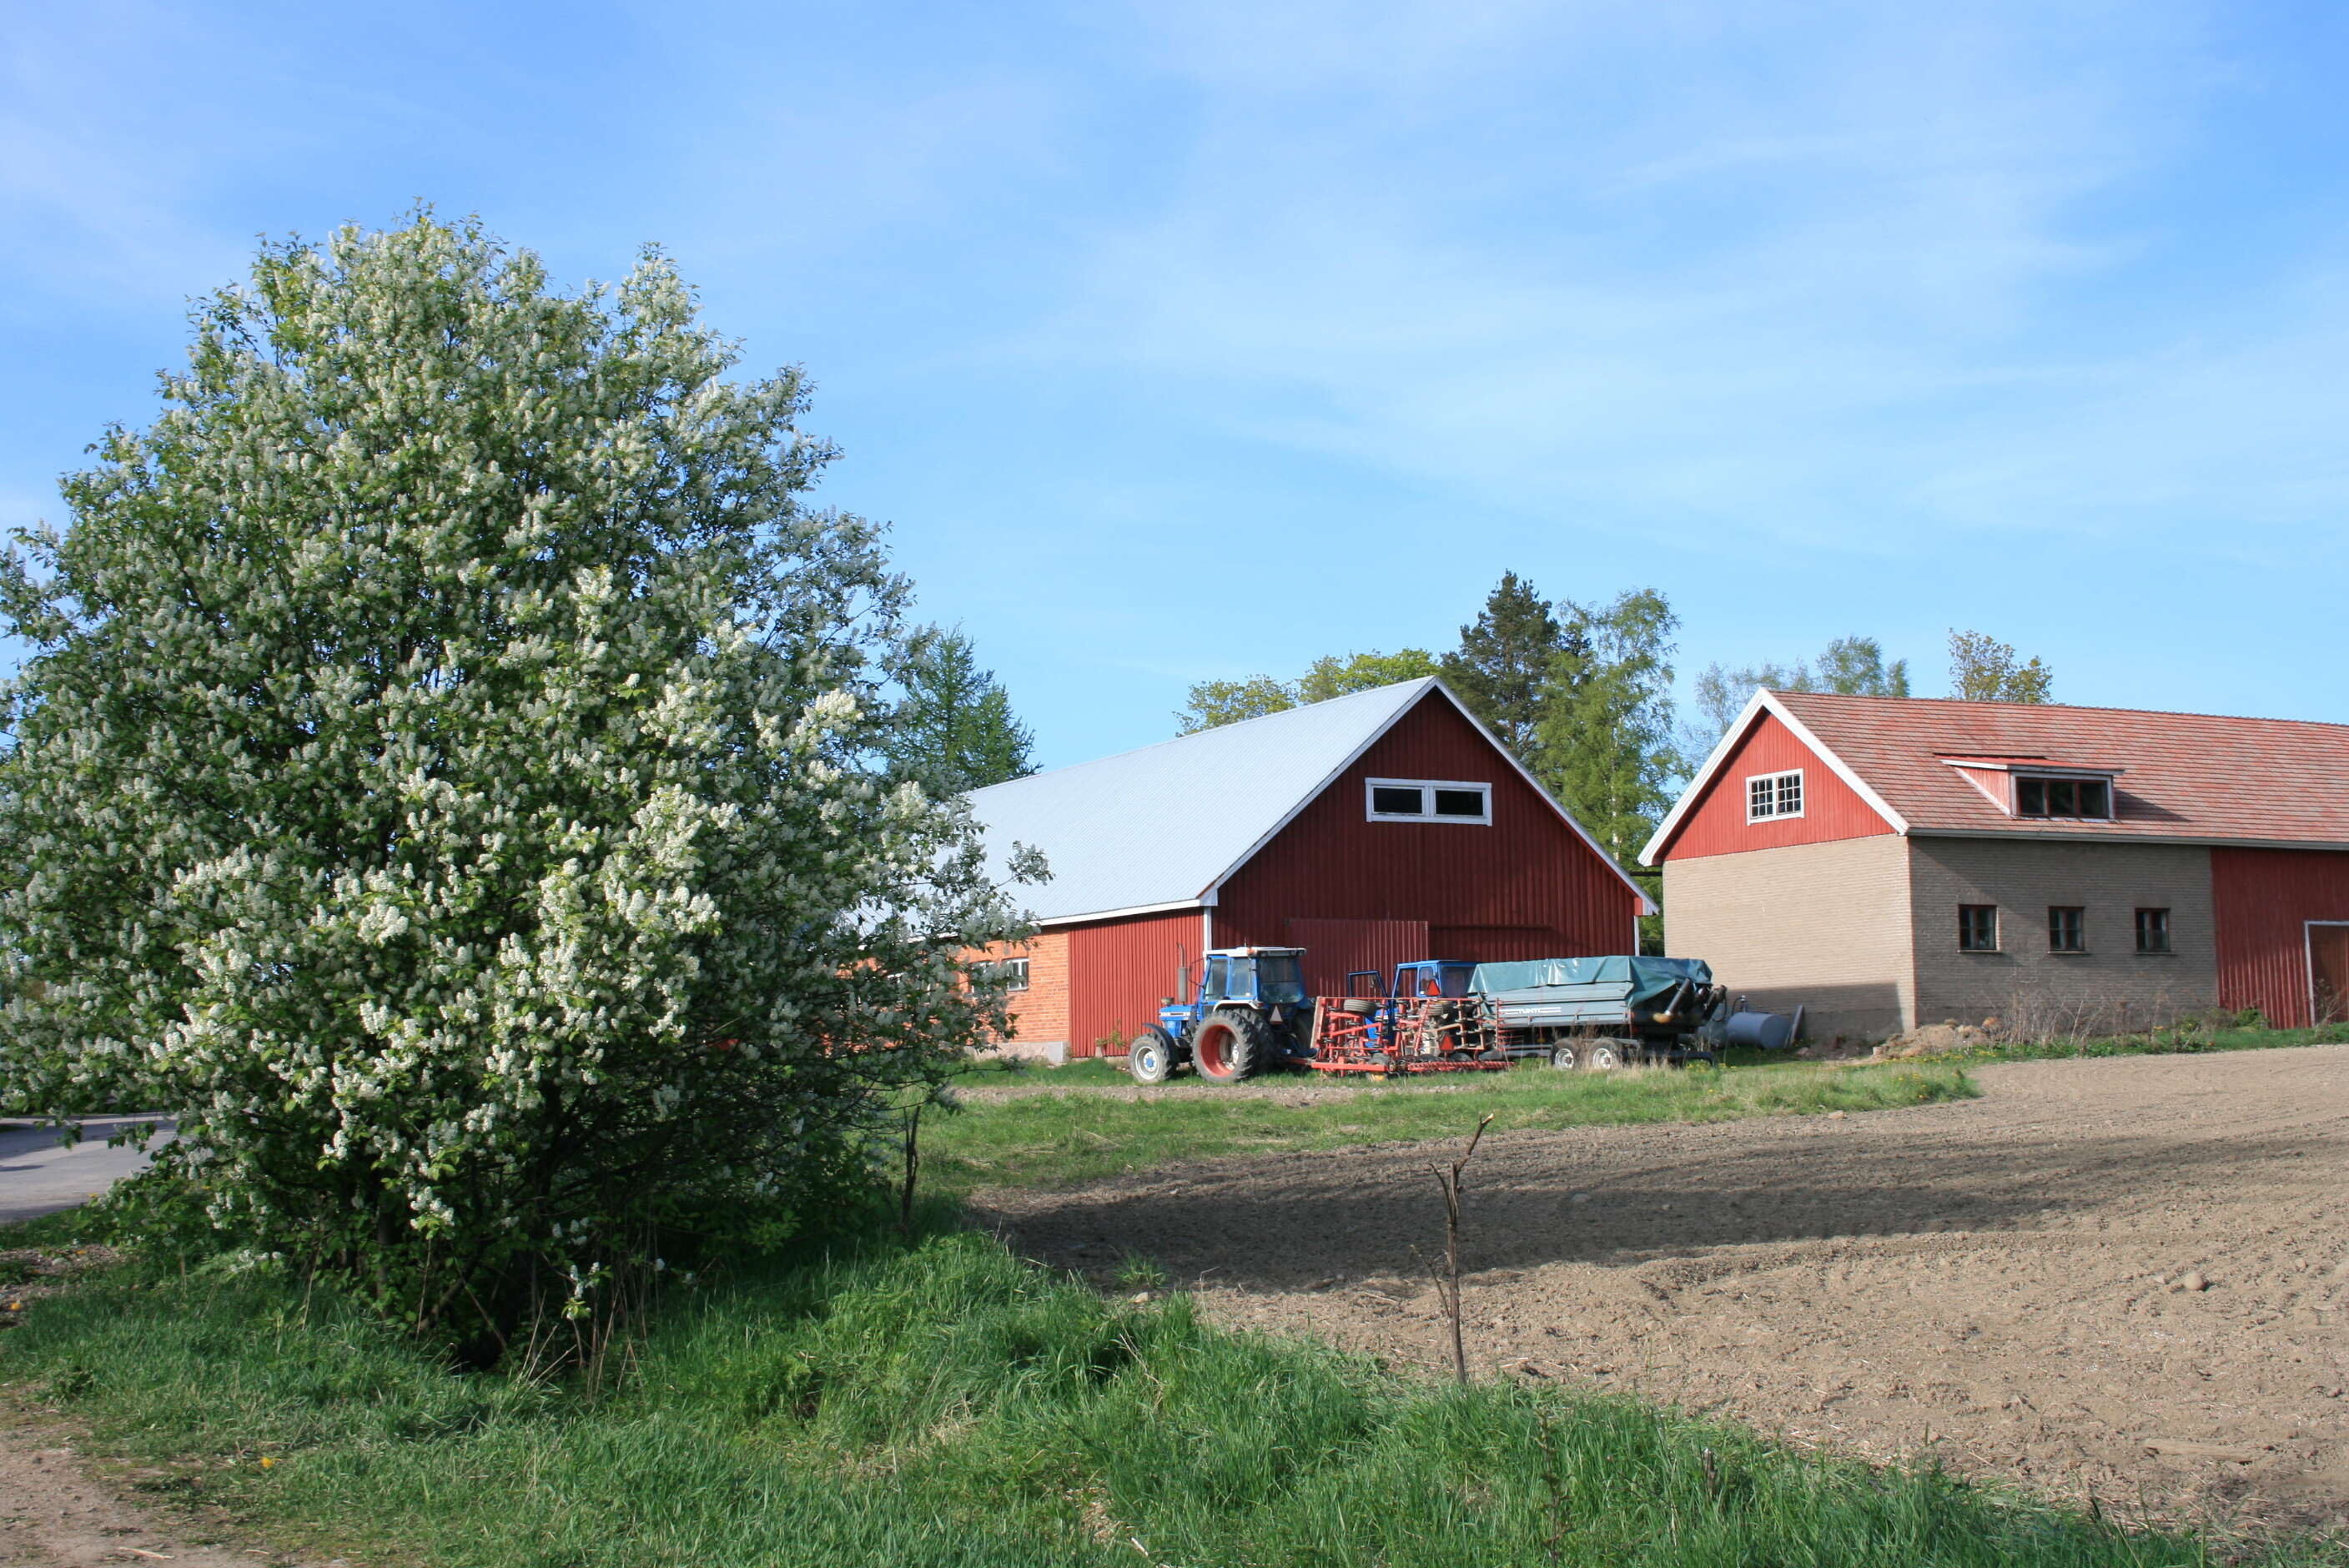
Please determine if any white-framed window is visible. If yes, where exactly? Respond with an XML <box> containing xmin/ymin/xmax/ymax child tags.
<box><xmin>1746</xmin><ymin>769</ymin><xmax>1804</xmax><ymax>822</ymax></box>
<box><xmin>1366</xmin><ymin>777</ymin><xmax>1492</xmax><ymax>825</ymax></box>
<box><xmin>973</xmin><ymin>957</ymin><xmax>1029</xmax><ymax>991</ymax></box>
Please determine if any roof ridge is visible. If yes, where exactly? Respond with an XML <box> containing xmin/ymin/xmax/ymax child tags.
<box><xmin>966</xmin><ymin>676</ymin><xmax>1438</xmax><ymax>797</ymax></box>
<box><xmin>1769</xmin><ymin>689</ymin><xmax>2349</xmax><ymax>733</ymax></box>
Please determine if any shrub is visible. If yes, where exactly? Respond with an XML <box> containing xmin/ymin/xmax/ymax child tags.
<box><xmin>0</xmin><ymin>213</ymin><xmax>1033</xmax><ymax>1350</ymax></box>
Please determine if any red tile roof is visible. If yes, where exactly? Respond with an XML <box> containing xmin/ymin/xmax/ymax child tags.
<box><xmin>1772</xmin><ymin>691</ymin><xmax>2349</xmax><ymax>847</ymax></box>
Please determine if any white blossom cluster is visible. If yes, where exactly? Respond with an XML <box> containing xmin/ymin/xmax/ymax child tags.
<box><xmin>0</xmin><ymin>215</ymin><xmax>1031</xmax><ymax>1334</ymax></box>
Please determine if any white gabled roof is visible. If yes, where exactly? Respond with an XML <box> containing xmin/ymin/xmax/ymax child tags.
<box><xmin>968</xmin><ymin>677</ymin><xmax>1651</xmax><ymax>925</ymax></box>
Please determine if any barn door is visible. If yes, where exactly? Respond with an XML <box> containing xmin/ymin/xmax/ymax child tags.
<box><xmin>1285</xmin><ymin>918</ymin><xmax>1431</xmax><ymax>998</ymax></box>
<box><xmin>2311</xmin><ymin>923</ymin><xmax>2349</xmax><ymax>1024</ymax></box>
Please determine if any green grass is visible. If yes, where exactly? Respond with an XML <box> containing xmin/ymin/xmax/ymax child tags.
<box><xmin>926</xmin><ymin>1058</ymin><xmax>1976</xmax><ymax>1196</ymax></box>
<box><xmin>4</xmin><ymin>1220</ymin><xmax>2332</xmax><ymax>1568</ymax></box>
<box><xmin>1934</xmin><ymin>1020</ymin><xmax>2349</xmax><ymax>1068</ymax></box>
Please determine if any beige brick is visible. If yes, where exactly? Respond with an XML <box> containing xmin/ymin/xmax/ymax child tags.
<box><xmin>1662</xmin><ymin>835</ymin><xmax>1914</xmax><ymax>1042</ymax></box>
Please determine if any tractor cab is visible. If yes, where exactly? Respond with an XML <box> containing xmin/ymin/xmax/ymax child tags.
<box><xmin>1200</xmin><ymin>947</ymin><xmax>1309</xmax><ymax>1008</ymax></box>
<box><xmin>1341</xmin><ymin>959</ymin><xmax>1476</xmax><ymax>1001</ymax></box>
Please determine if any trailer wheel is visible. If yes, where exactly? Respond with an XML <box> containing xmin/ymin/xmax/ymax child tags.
<box><xmin>1547</xmin><ymin>1043</ymin><xmax>1582</xmax><ymax>1071</ymax></box>
<box><xmin>1193</xmin><ymin>1008</ymin><xmax>1266</xmax><ymax>1083</ymax></box>
<box><xmin>1586</xmin><ymin>1040</ymin><xmax>1627</xmax><ymax>1071</ymax></box>
<box><xmin>1127</xmin><ymin>1027</ymin><xmax>1178</xmax><ymax>1084</ymax></box>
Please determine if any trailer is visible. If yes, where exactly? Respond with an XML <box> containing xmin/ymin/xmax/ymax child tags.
<box><xmin>1465</xmin><ymin>956</ymin><xmax>1727</xmax><ymax>1069</ymax></box>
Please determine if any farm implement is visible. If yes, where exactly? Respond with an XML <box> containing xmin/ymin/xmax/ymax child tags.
<box><xmin>1125</xmin><ymin>947</ymin><xmax>1731</xmax><ymax>1083</ymax></box>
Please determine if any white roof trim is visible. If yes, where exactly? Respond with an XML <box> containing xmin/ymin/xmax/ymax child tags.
<box><xmin>1200</xmin><ymin>677</ymin><xmax>1656</xmax><ymax>917</ymax></box>
<box><xmin>1639</xmin><ymin>690</ymin><xmax>1909</xmax><ymax>866</ymax></box>
<box><xmin>1036</xmin><ymin>897</ymin><xmax>1205</xmax><ymax>927</ymax></box>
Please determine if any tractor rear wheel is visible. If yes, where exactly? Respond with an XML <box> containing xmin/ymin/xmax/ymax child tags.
<box><xmin>1128</xmin><ymin>1027</ymin><xmax>1178</xmax><ymax>1084</ymax></box>
<box><xmin>1547</xmin><ymin>1042</ymin><xmax>1582</xmax><ymax>1070</ymax></box>
<box><xmin>1192</xmin><ymin>1008</ymin><xmax>1267</xmax><ymax>1083</ymax></box>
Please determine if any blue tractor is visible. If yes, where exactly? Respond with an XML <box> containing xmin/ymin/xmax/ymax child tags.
<box><xmin>1127</xmin><ymin>947</ymin><xmax>1319</xmax><ymax>1084</ymax></box>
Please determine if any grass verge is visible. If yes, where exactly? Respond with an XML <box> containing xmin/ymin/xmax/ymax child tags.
<box><xmin>1934</xmin><ymin>1022</ymin><xmax>2349</xmax><ymax>1068</ymax></box>
<box><xmin>3</xmin><ymin>1220</ymin><xmax>2330</xmax><ymax>1568</ymax></box>
<box><xmin>926</xmin><ymin>1059</ymin><xmax>1975</xmax><ymax>1196</ymax></box>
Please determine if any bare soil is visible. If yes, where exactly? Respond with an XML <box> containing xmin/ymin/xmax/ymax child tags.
<box><xmin>0</xmin><ymin>1416</ymin><xmax>311</xmax><ymax>1568</ymax></box>
<box><xmin>977</xmin><ymin>1045</ymin><xmax>2349</xmax><ymax>1531</ymax></box>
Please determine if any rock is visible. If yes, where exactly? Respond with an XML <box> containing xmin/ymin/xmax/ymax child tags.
<box><xmin>1128</xmin><ymin>1291</ymin><xmax>1153</xmax><ymax>1304</ymax></box>
<box><xmin>2180</xmin><ymin>1270</ymin><xmax>2209</xmax><ymax>1292</ymax></box>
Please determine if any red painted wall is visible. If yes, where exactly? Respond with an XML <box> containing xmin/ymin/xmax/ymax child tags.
<box><xmin>2211</xmin><ymin>847</ymin><xmax>2349</xmax><ymax>1028</ymax></box>
<box><xmin>1212</xmin><ymin>692</ymin><xmax>1642</xmax><ymax>961</ymax></box>
<box><xmin>1656</xmin><ymin>711</ymin><xmax>1895</xmax><ymax>861</ymax></box>
<box><xmin>1285</xmin><ymin>917</ymin><xmax>1430</xmax><ymax>998</ymax></box>
<box><xmin>1066</xmin><ymin>907</ymin><xmax>1205</xmax><ymax>1057</ymax></box>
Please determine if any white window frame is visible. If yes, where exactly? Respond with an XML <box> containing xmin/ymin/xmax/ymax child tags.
<box><xmin>974</xmin><ymin>957</ymin><xmax>1030</xmax><ymax>992</ymax></box>
<box><xmin>1745</xmin><ymin>768</ymin><xmax>1805</xmax><ymax>823</ymax></box>
<box><xmin>1365</xmin><ymin>777</ymin><xmax>1492</xmax><ymax>825</ymax></box>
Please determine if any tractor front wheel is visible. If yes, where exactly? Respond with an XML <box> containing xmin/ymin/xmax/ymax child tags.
<box><xmin>1586</xmin><ymin>1040</ymin><xmax>1628</xmax><ymax>1071</ymax></box>
<box><xmin>1128</xmin><ymin>1027</ymin><xmax>1178</xmax><ymax>1084</ymax></box>
<box><xmin>1547</xmin><ymin>1042</ymin><xmax>1582</xmax><ymax>1071</ymax></box>
<box><xmin>1192</xmin><ymin>1008</ymin><xmax>1268</xmax><ymax>1083</ymax></box>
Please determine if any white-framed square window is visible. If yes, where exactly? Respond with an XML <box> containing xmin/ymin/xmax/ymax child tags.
<box><xmin>1746</xmin><ymin>769</ymin><xmax>1804</xmax><ymax>822</ymax></box>
<box><xmin>973</xmin><ymin>957</ymin><xmax>1030</xmax><ymax>991</ymax></box>
<box><xmin>1366</xmin><ymin>777</ymin><xmax>1492</xmax><ymax>825</ymax></box>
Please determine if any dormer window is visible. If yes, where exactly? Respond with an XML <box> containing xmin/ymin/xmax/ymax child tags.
<box><xmin>2015</xmin><ymin>775</ymin><xmax>2112</xmax><ymax>821</ymax></box>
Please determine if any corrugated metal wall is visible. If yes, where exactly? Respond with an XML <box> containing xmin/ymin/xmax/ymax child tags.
<box><xmin>1066</xmin><ymin>907</ymin><xmax>1204</xmax><ymax>1056</ymax></box>
<box><xmin>2211</xmin><ymin>847</ymin><xmax>2349</xmax><ymax>1028</ymax></box>
<box><xmin>1657</xmin><ymin>711</ymin><xmax>1896</xmax><ymax>861</ymax></box>
<box><xmin>1214</xmin><ymin>694</ymin><xmax>1640</xmax><ymax>961</ymax></box>
<box><xmin>1285</xmin><ymin>917</ymin><xmax>1430</xmax><ymax>997</ymax></box>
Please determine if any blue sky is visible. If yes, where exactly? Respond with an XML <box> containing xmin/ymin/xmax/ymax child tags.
<box><xmin>6</xmin><ymin>1</ymin><xmax>2346</xmax><ymax>768</ymax></box>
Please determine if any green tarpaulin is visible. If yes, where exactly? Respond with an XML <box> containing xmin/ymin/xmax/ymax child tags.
<box><xmin>1467</xmin><ymin>956</ymin><xmax>1712</xmax><ymax>1008</ymax></box>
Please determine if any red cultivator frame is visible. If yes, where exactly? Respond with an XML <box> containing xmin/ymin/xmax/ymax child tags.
<box><xmin>1305</xmin><ymin>995</ymin><xmax>1514</xmax><ymax>1076</ymax></box>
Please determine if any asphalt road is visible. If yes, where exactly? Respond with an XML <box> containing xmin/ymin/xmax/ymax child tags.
<box><xmin>0</xmin><ymin>1118</ymin><xmax>166</xmax><ymax>1226</ymax></box>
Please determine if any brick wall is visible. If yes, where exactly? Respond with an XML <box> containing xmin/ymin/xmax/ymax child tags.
<box><xmin>1907</xmin><ymin>837</ymin><xmax>2217</xmax><ymax>1032</ymax></box>
<box><xmin>1661</xmin><ymin>834</ymin><xmax>1914</xmax><ymax>1042</ymax></box>
<box><xmin>967</xmin><ymin>931</ymin><xmax>1069</xmax><ymax>1061</ymax></box>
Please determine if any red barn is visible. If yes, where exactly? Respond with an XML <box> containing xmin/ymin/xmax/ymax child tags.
<box><xmin>965</xmin><ymin>677</ymin><xmax>1650</xmax><ymax>1059</ymax></box>
<box><xmin>1642</xmin><ymin>691</ymin><xmax>2349</xmax><ymax>1041</ymax></box>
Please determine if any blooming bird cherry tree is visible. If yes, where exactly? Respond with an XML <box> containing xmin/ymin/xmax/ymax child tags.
<box><xmin>0</xmin><ymin>214</ymin><xmax>1033</xmax><ymax>1344</ymax></box>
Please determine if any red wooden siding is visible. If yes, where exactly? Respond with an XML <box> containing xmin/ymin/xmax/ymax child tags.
<box><xmin>1285</xmin><ymin>917</ymin><xmax>1430</xmax><ymax>998</ymax></box>
<box><xmin>2211</xmin><ymin>847</ymin><xmax>2349</xmax><ymax>1028</ymax></box>
<box><xmin>1657</xmin><ymin>711</ymin><xmax>1895</xmax><ymax>861</ymax></box>
<box><xmin>1213</xmin><ymin>693</ymin><xmax>1640</xmax><ymax>961</ymax></box>
<box><xmin>1066</xmin><ymin>907</ymin><xmax>1204</xmax><ymax>1057</ymax></box>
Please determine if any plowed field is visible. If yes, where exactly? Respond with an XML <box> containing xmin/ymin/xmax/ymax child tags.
<box><xmin>978</xmin><ymin>1047</ymin><xmax>2349</xmax><ymax>1530</ymax></box>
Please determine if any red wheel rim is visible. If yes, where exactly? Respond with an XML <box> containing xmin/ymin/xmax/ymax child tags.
<box><xmin>1196</xmin><ymin>1023</ymin><xmax>1231</xmax><ymax>1078</ymax></box>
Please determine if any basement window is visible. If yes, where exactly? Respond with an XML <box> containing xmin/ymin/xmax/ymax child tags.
<box><xmin>1366</xmin><ymin>778</ymin><xmax>1491</xmax><ymax>825</ymax></box>
<box><xmin>1746</xmin><ymin>769</ymin><xmax>1804</xmax><ymax>822</ymax></box>
<box><xmin>2135</xmin><ymin>908</ymin><xmax>2172</xmax><ymax>955</ymax></box>
<box><xmin>2049</xmin><ymin>907</ymin><xmax>2087</xmax><ymax>954</ymax></box>
<box><xmin>1959</xmin><ymin>905</ymin><xmax>1999</xmax><ymax>952</ymax></box>
<box><xmin>2016</xmin><ymin>775</ymin><xmax>2113</xmax><ymax>821</ymax></box>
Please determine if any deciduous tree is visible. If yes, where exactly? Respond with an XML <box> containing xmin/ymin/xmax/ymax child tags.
<box><xmin>1295</xmin><ymin>648</ymin><xmax>1441</xmax><ymax>704</ymax></box>
<box><xmin>0</xmin><ymin>214</ymin><xmax>1030</xmax><ymax>1349</ymax></box>
<box><xmin>1537</xmin><ymin>590</ymin><xmax>1678</xmax><ymax>946</ymax></box>
<box><xmin>1948</xmin><ymin>630</ymin><xmax>2054</xmax><ymax>703</ymax></box>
